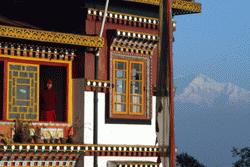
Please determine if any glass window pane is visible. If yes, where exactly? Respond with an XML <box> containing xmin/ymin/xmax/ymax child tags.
<box><xmin>9</xmin><ymin>114</ymin><xmax>20</xmax><ymax>119</ymax></box>
<box><xmin>115</xmin><ymin>94</ymin><xmax>126</xmax><ymax>103</ymax></box>
<box><xmin>117</xmin><ymin>62</ymin><xmax>125</xmax><ymax>69</ymax></box>
<box><xmin>16</xmin><ymin>101</ymin><xmax>30</xmax><ymax>106</ymax></box>
<box><xmin>16</xmin><ymin>85</ymin><xmax>30</xmax><ymax>99</ymax></box>
<box><xmin>116</xmin><ymin>80</ymin><xmax>126</xmax><ymax>93</ymax></box>
<box><xmin>130</xmin><ymin>95</ymin><xmax>142</xmax><ymax>105</ymax></box>
<box><xmin>131</xmin><ymin>71</ymin><xmax>142</xmax><ymax>80</ymax></box>
<box><xmin>19</xmin><ymin>107</ymin><xmax>27</xmax><ymax>112</ymax></box>
<box><xmin>130</xmin><ymin>82</ymin><xmax>142</xmax><ymax>94</ymax></box>
<box><xmin>131</xmin><ymin>63</ymin><xmax>142</xmax><ymax>81</ymax></box>
<box><xmin>116</xmin><ymin>70</ymin><xmax>126</xmax><ymax>78</ymax></box>
<box><xmin>132</xmin><ymin>63</ymin><xmax>142</xmax><ymax>72</ymax></box>
<box><xmin>10</xmin><ymin>64</ymin><xmax>21</xmax><ymax>70</ymax></box>
<box><xmin>130</xmin><ymin>105</ymin><xmax>142</xmax><ymax>113</ymax></box>
<box><xmin>17</xmin><ymin>78</ymin><xmax>30</xmax><ymax>84</ymax></box>
<box><xmin>115</xmin><ymin>104</ymin><xmax>126</xmax><ymax>112</ymax></box>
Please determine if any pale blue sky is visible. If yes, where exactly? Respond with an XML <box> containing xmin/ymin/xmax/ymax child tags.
<box><xmin>173</xmin><ymin>1</ymin><xmax>250</xmax><ymax>166</ymax></box>
<box><xmin>173</xmin><ymin>0</ymin><xmax>250</xmax><ymax>89</ymax></box>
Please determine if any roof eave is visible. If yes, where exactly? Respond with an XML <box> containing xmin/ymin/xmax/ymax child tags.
<box><xmin>123</xmin><ymin>0</ymin><xmax>202</xmax><ymax>15</ymax></box>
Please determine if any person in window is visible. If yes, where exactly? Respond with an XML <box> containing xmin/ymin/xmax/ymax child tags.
<box><xmin>40</xmin><ymin>79</ymin><xmax>57</xmax><ymax>122</ymax></box>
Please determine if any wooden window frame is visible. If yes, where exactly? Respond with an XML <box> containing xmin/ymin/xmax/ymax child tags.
<box><xmin>112</xmin><ymin>58</ymin><xmax>145</xmax><ymax>117</ymax></box>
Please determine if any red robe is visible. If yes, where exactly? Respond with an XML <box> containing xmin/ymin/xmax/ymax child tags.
<box><xmin>40</xmin><ymin>88</ymin><xmax>56</xmax><ymax>121</ymax></box>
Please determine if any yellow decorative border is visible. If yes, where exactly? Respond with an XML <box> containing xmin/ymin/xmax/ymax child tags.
<box><xmin>68</xmin><ymin>62</ymin><xmax>73</xmax><ymax>125</ymax></box>
<box><xmin>0</xmin><ymin>25</ymin><xmax>104</xmax><ymax>48</ymax></box>
<box><xmin>172</xmin><ymin>0</ymin><xmax>201</xmax><ymax>13</ymax></box>
<box><xmin>124</xmin><ymin>0</ymin><xmax>201</xmax><ymax>13</ymax></box>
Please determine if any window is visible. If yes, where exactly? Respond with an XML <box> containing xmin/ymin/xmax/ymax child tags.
<box><xmin>7</xmin><ymin>63</ymin><xmax>39</xmax><ymax>121</ymax></box>
<box><xmin>112</xmin><ymin>59</ymin><xmax>145</xmax><ymax>116</ymax></box>
<box><xmin>5</xmin><ymin>62</ymin><xmax>68</xmax><ymax>122</ymax></box>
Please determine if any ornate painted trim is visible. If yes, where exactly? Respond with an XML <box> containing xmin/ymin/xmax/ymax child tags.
<box><xmin>0</xmin><ymin>144</ymin><xmax>161</xmax><ymax>157</ymax></box>
<box><xmin>116</xmin><ymin>30</ymin><xmax>158</xmax><ymax>41</ymax></box>
<box><xmin>124</xmin><ymin>0</ymin><xmax>202</xmax><ymax>14</ymax></box>
<box><xmin>0</xmin><ymin>121</ymin><xmax>70</xmax><ymax>127</ymax></box>
<box><xmin>87</xmin><ymin>8</ymin><xmax>159</xmax><ymax>29</ymax></box>
<box><xmin>0</xmin><ymin>25</ymin><xmax>104</xmax><ymax>48</ymax></box>
<box><xmin>0</xmin><ymin>161</ymin><xmax>76</xmax><ymax>167</ymax></box>
<box><xmin>84</xmin><ymin>79</ymin><xmax>112</xmax><ymax>88</ymax></box>
<box><xmin>172</xmin><ymin>0</ymin><xmax>201</xmax><ymax>14</ymax></box>
<box><xmin>111</xmin><ymin>46</ymin><xmax>153</xmax><ymax>56</ymax></box>
<box><xmin>0</xmin><ymin>42</ymin><xmax>76</xmax><ymax>61</ymax></box>
<box><xmin>110</xmin><ymin>30</ymin><xmax>158</xmax><ymax>56</ymax></box>
<box><xmin>108</xmin><ymin>161</ymin><xmax>160</xmax><ymax>167</ymax></box>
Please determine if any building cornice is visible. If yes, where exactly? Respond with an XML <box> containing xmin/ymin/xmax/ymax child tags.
<box><xmin>0</xmin><ymin>25</ymin><xmax>104</xmax><ymax>48</ymax></box>
<box><xmin>87</xmin><ymin>8</ymin><xmax>159</xmax><ymax>29</ymax></box>
<box><xmin>124</xmin><ymin>0</ymin><xmax>202</xmax><ymax>14</ymax></box>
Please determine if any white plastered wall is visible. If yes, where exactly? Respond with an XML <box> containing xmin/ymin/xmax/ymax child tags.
<box><xmin>84</xmin><ymin>92</ymin><xmax>157</xmax><ymax>167</ymax></box>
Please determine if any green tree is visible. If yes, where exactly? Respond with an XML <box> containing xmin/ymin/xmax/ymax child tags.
<box><xmin>176</xmin><ymin>152</ymin><xmax>206</xmax><ymax>167</ymax></box>
<box><xmin>232</xmin><ymin>146</ymin><xmax>250</xmax><ymax>167</ymax></box>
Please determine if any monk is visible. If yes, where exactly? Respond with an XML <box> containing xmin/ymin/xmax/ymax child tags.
<box><xmin>40</xmin><ymin>79</ymin><xmax>57</xmax><ymax>121</ymax></box>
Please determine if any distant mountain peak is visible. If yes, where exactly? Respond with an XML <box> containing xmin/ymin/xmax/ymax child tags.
<box><xmin>175</xmin><ymin>74</ymin><xmax>250</xmax><ymax>106</ymax></box>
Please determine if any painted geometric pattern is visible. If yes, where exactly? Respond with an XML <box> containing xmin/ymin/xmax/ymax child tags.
<box><xmin>0</xmin><ymin>144</ymin><xmax>160</xmax><ymax>157</ymax></box>
<box><xmin>8</xmin><ymin>63</ymin><xmax>39</xmax><ymax>121</ymax></box>
<box><xmin>0</xmin><ymin>161</ymin><xmax>76</xmax><ymax>167</ymax></box>
<box><xmin>0</xmin><ymin>25</ymin><xmax>104</xmax><ymax>48</ymax></box>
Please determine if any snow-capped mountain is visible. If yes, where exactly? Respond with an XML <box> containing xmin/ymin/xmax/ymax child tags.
<box><xmin>175</xmin><ymin>74</ymin><xmax>250</xmax><ymax>106</ymax></box>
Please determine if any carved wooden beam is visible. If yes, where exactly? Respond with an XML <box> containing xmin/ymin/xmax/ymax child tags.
<box><xmin>0</xmin><ymin>25</ymin><xmax>104</xmax><ymax>48</ymax></box>
<box><xmin>124</xmin><ymin>0</ymin><xmax>201</xmax><ymax>14</ymax></box>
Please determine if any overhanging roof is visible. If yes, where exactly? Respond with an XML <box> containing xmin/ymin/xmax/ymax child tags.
<box><xmin>0</xmin><ymin>25</ymin><xmax>104</xmax><ymax>48</ymax></box>
<box><xmin>124</xmin><ymin>0</ymin><xmax>201</xmax><ymax>15</ymax></box>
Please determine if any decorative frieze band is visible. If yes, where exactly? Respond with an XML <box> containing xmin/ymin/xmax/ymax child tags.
<box><xmin>111</xmin><ymin>46</ymin><xmax>153</xmax><ymax>56</ymax></box>
<box><xmin>0</xmin><ymin>160</ymin><xmax>76</xmax><ymax>167</ymax></box>
<box><xmin>0</xmin><ymin>42</ymin><xmax>76</xmax><ymax>61</ymax></box>
<box><xmin>87</xmin><ymin>8</ymin><xmax>159</xmax><ymax>29</ymax></box>
<box><xmin>0</xmin><ymin>25</ymin><xmax>104</xmax><ymax>48</ymax></box>
<box><xmin>0</xmin><ymin>144</ymin><xmax>161</xmax><ymax>157</ymax></box>
<box><xmin>110</xmin><ymin>30</ymin><xmax>158</xmax><ymax>56</ymax></box>
<box><xmin>0</xmin><ymin>121</ymin><xmax>70</xmax><ymax>127</ymax></box>
<box><xmin>84</xmin><ymin>79</ymin><xmax>112</xmax><ymax>89</ymax></box>
<box><xmin>116</xmin><ymin>30</ymin><xmax>158</xmax><ymax>41</ymax></box>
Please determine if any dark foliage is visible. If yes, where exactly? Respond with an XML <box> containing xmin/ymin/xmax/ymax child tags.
<box><xmin>232</xmin><ymin>147</ymin><xmax>250</xmax><ymax>167</ymax></box>
<box><xmin>176</xmin><ymin>152</ymin><xmax>206</xmax><ymax>167</ymax></box>
<box><xmin>13</xmin><ymin>120</ymin><xmax>31</xmax><ymax>143</ymax></box>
